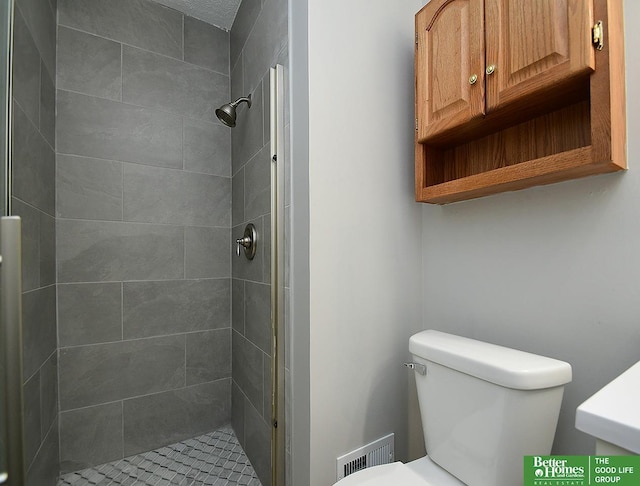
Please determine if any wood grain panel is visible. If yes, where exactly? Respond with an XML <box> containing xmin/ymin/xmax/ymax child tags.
<box><xmin>416</xmin><ymin>0</ymin><xmax>484</xmax><ymax>141</ymax></box>
<box><xmin>485</xmin><ymin>0</ymin><xmax>595</xmax><ymax>111</ymax></box>
<box><xmin>507</xmin><ymin>0</ymin><xmax>569</xmax><ymax>81</ymax></box>
<box><xmin>429</xmin><ymin>4</ymin><xmax>469</xmax><ymax>118</ymax></box>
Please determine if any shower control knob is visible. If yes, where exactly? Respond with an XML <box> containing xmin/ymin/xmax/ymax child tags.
<box><xmin>236</xmin><ymin>223</ymin><xmax>257</xmax><ymax>260</ymax></box>
<box><xmin>236</xmin><ymin>237</ymin><xmax>249</xmax><ymax>255</ymax></box>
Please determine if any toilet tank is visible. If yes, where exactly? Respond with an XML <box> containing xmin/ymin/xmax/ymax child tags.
<box><xmin>409</xmin><ymin>330</ymin><xmax>572</xmax><ymax>486</ymax></box>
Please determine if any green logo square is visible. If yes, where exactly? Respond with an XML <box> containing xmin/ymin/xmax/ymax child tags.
<box><xmin>525</xmin><ymin>456</ymin><xmax>640</xmax><ymax>485</ymax></box>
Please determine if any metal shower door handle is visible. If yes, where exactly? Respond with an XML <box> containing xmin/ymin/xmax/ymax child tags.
<box><xmin>236</xmin><ymin>223</ymin><xmax>257</xmax><ymax>260</ymax></box>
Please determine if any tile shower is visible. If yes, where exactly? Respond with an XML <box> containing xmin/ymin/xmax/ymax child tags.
<box><xmin>55</xmin><ymin>0</ymin><xmax>233</xmax><ymax>477</ymax></box>
<box><xmin>10</xmin><ymin>0</ymin><xmax>289</xmax><ymax>483</ymax></box>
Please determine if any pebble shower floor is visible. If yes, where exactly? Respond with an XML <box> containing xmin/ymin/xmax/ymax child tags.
<box><xmin>57</xmin><ymin>425</ymin><xmax>261</xmax><ymax>486</ymax></box>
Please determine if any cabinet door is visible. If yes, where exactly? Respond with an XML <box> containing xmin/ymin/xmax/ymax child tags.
<box><xmin>485</xmin><ymin>0</ymin><xmax>595</xmax><ymax>112</ymax></box>
<box><xmin>416</xmin><ymin>0</ymin><xmax>484</xmax><ymax>142</ymax></box>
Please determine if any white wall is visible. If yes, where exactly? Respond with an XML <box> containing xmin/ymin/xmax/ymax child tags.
<box><xmin>304</xmin><ymin>0</ymin><xmax>424</xmax><ymax>484</ymax></box>
<box><xmin>421</xmin><ymin>0</ymin><xmax>640</xmax><ymax>456</ymax></box>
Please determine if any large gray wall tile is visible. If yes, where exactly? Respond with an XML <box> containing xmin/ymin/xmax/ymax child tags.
<box><xmin>230</xmin><ymin>54</ymin><xmax>242</xmax><ymax>107</ymax></box>
<box><xmin>244</xmin><ymin>145</ymin><xmax>271</xmax><ymax>221</ymax></box>
<box><xmin>184</xmin><ymin>17</ymin><xmax>229</xmax><ymax>74</ymax></box>
<box><xmin>57</xmin><ymin>154</ymin><xmax>123</xmax><ymax>221</ymax></box>
<box><xmin>59</xmin><ymin>402</ymin><xmax>123</xmax><ymax>473</ymax></box>
<box><xmin>230</xmin><ymin>51</ymin><xmax>244</xmax><ymax>102</ymax></box>
<box><xmin>262</xmin><ymin>71</ymin><xmax>271</xmax><ymax>146</ymax></box>
<box><xmin>241</xmin><ymin>0</ymin><xmax>287</xmax><ymax>93</ymax></box>
<box><xmin>232</xmin><ymin>279</ymin><xmax>244</xmax><ymax>334</ymax></box>
<box><xmin>183</xmin><ymin>117</ymin><xmax>231</xmax><ymax>176</ymax></box>
<box><xmin>245</xmin><ymin>281</ymin><xmax>271</xmax><ymax>354</ymax></box>
<box><xmin>39</xmin><ymin>212</ymin><xmax>55</xmax><ymax>287</ymax></box>
<box><xmin>123</xmin><ymin>164</ymin><xmax>231</xmax><ymax>226</ymax></box>
<box><xmin>232</xmin><ymin>168</ymin><xmax>244</xmax><ymax>225</ymax></box>
<box><xmin>26</xmin><ymin>419</ymin><xmax>59</xmax><ymax>486</ymax></box>
<box><xmin>15</xmin><ymin>0</ymin><xmax>56</xmax><ymax>79</ymax></box>
<box><xmin>40</xmin><ymin>353</ymin><xmax>58</xmax><ymax>437</ymax></box>
<box><xmin>230</xmin><ymin>0</ymin><xmax>262</xmax><ymax>70</ymax></box>
<box><xmin>13</xmin><ymin>10</ymin><xmax>40</xmax><ymax>127</ymax></box>
<box><xmin>185</xmin><ymin>226</ymin><xmax>230</xmax><ymax>279</ymax></box>
<box><xmin>244</xmin><ymin>399</ymin><xmax>271</xmax><ymax>486</ymax></box>
<box><xmin>231</xmin><ymin>83</ymin><xmax>264</xmax><ymax>173</ymax></box>
<box><xmin>22</xmin><ymin>286</ymin><xmax>56</xmax><ymax>380</ymax></box>
<box><xmin>13</xmin><ymin>102</ymin><xmax>55</xmax><ymax>216</ymax></box>
<box><xmin>58</xmin><ymin>283</ymin><xmax>122</xmax><ymax>347</ymax></box>
<box><xmin>58</xmin><ymin>0</ymin><xmax>182</xmax><ymax>59</ymax></box>
<box><xmin>12</xmin><ymin>198</ymin><xmax>39</xmax><ymax>291</ymax></box>
<box><xmin>59</xmin><ymin>335</ymin><xmax>185</xmax><ymax>410</ymax></box>
<box><xmin>122</xmin><ymin>46</ymin><xmax>229</xmax><ymax>123</ymax></box>
<box><xmin>123</xmin><ymin>279</ymin><xmax>230</xmax><ymax>338</ymax></box>
<box><xmin>262</xmin><ymin>213</ymin><xmax>271</xmax><ymax>285</ymax></box>
<box><xmin>57</xmin><ymin>219</ymin><xmax>184</xmax><ymax>283</ymax></box>
<box><xmin>263</xmin><ymin>353</ymin><xmax>271</xmax><ymax>422</ymax></box>
<box><xmin>57</xmin><ymin>90</ymin><xmax>183</xmax><ymax>169</ymax></box>
<box><xmin>24</xmin><ymin>373</ymin><xmax>41</xmax><ymax>466</ymax></box>
<box><xmin>40</xmin><ymin>65</ymin><xmax>55</xmax><ymax>147</ymax></box>
<box><xmin>57</xmin><ymin>26</ymin><xmax>122</xmax><ymax>101</ymax></box>
<box><xmin>232</xmin><ymin>331</ymin><xmax>263</xmax><ymax>411</ymax></box>
<box><xmin>186</xmin><ymin>329</ymin><xmax>231</xmax><ymax>385</ymax></box>
<box><xmin>231</xmin><ymin>382</ymin><xmax>245</xmax><ymax>446</ymax></box>
<box><xmin>123</xmin><ymin>380</ymin><xmax>231</xmax><ymax>456</ymax></box>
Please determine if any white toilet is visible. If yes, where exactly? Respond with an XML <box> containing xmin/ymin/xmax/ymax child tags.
<box><xmin>335</xmin><ymin>330</ymin><xmax>572</xmax><ymax>486</ymax></box>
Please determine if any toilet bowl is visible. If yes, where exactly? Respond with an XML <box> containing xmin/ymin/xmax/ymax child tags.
<box><xmin>334</xmin><ymin>330</ymin><xmax>572</xmax><ymax>486</ymax></box>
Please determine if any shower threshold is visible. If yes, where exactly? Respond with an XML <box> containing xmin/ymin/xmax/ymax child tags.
<box><xmin>57</xmin><ymin>425</ymin><xmax>261</xmax><ymax>486</ymax></box>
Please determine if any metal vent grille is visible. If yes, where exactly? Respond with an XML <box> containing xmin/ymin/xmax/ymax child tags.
<box><xmin>336</xmin><ymin>433</ymin><xmax>395</xmax><ymax>480</ymax></box>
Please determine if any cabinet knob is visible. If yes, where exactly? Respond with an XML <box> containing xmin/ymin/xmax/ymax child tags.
<box><xmin>469</xmin><ymin>74</ymin><xmax>478</xmax><ymax>85</ymax></box>
<box><xmin>486</xmin><ymin>64</ymin><xmax>496</xmax><ymax>75</ymax></box>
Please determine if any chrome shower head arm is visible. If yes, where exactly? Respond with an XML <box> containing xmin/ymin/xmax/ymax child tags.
<box><xmin>231</xmin><ymin>94</ymin><xmax>252</xmax><ymax>109</ymax></box>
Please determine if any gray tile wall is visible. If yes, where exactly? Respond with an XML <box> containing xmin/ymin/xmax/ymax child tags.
<box><xmin>230</xmin><ymin>0</ymin><xmax>289</xmax><ymax>484</ymax></box>
<box><xmin>12</xmin><ymin>0</ymin><xmax>59</xmax><ymax>483</ymax></box>
<box><xmin>56</xmin><ymin>0</ymin><xmax>233</xmax><ymax>473</ymax></box>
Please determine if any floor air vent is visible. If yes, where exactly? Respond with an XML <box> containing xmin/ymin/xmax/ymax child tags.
<box><xmin>336</xmin><ymin>433</ymin><xmax>394</xmax><ymax>480</ymax></box>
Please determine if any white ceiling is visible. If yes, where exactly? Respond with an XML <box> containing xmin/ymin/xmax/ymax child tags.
<box><xmin>153</xmin><ymin>0</ymin><xmax>242</xmax><ymax>30</ymax></box>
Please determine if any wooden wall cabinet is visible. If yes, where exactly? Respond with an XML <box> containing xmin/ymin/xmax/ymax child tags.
<box><xmin>415</xmin><ymin>0</ymin><xmax>626</xmax><ymax>204</ymax></box>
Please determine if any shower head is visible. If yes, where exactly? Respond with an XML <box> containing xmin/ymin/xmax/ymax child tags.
<box><xmin>215</xmin><ymin>94</ymin><xmax>252</xmax><ymax>127</ymax></box>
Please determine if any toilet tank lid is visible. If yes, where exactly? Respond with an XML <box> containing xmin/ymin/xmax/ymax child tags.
<box><xmin>409</xmin><ymin>330</ymin><xmax>572</xmax><ymax>390</ymax></box>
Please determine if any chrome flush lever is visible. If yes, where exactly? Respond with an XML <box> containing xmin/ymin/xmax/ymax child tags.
<box><xmin>404</xmin><ymin>362</ymin><xmax>427</xmax><ymax>375</ymax></box>
<box><xmin>236</xmin><ymin>223</ymin><xmax>257</xmax><ymax>260</ymax></box>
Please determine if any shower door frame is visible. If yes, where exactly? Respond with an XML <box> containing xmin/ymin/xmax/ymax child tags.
<box><xmin>270</xmin><ymin>63</ymin><xmax>286</xmax><ymax>486</ymax></box>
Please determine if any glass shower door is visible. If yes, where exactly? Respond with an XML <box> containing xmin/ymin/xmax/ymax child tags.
<box><xmin>0</xmin><ymin>0</ymin><xmax>9</xmax><ymax>480</ymax></box>
<box><xmin>0</xmin><ymin>2</ymin><xmax>25</xmax><ymax>485</ymax></box>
